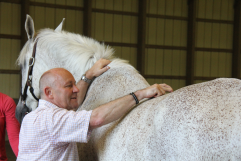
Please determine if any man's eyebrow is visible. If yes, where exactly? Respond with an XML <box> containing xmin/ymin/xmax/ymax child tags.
<box><xmin>64</xmin><ymin>80</ymin><xmax>76</xmax><ymax>85</ymax></box>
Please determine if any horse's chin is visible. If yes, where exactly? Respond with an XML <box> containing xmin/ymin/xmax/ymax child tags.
<box><xmin>15</xmin><ymin>97</ymin><xmax>38</xmax><ymax>124</ymax></box>
<box><xmin>16</xmin><ymin>99</ymin><xmax>32</xmax><ymax>125</ymax></box>
<box><xmin>26</xmin><ymin>100</ymin><xmax>38</xmax><ymax>111</ymax></box>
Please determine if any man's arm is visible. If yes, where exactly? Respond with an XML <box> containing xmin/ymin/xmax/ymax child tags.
<box><xmin>77</xmin><ymin>58</ymin><xmax>111</xmax><ymax>105</ymax></box>
<box><xmin>89</xmin><ymin>83</ymin><xmax>173</xmax><ymax>130</ymax></box>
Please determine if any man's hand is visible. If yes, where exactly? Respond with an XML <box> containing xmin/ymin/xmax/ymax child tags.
<box><xmin>85</xmin><ymin>59</ymin><xmax>111</xmax><ymax>79</ymax></box>
<box><xmin>135</xmin><ymin>83</ymin><xmax>173</xmax><ymax>100</ymax></box>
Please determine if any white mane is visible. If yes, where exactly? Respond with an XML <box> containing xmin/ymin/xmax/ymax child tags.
<box><xmin>17</xmin><ymin>28</ymin><xmax>136</xmax><ymax>81</ymax></box>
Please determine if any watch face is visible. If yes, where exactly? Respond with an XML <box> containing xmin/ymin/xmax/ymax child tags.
<box><xmin>81</xmin><ymin>75</ymin><xmax>91</xmax><ymax>83</ymax></box>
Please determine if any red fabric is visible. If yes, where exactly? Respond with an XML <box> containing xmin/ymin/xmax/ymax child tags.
<box><xmin>0</xmin><ymin>93</ymin><xmax>20</xmax><ymax>160</ymax></box>
<box><xmin>0</xmin><ymin>116</ymin><xmax>6</xmax><ymax>161</ymax></box>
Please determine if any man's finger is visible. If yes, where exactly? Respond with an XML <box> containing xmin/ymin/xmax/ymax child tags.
<box><xmin>160</xmin><ymin>84</ymin><xmax>173</xmax><ymax>92</ymax></box>
<box><xmin>100</xmin><ymin>59</ymin><xmax>111</xmax><ymax>67</ymax></box>
<box><xmin>99</xmin><ymin>66</ymin><xmax>110</xmax><ymax>74</ymax></box>
<box><xmin>159</xmin><ymin>87</ymin><xmax>166</xmax><ymax>96</ymax></box>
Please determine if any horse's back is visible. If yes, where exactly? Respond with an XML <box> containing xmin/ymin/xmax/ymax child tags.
<box><xmin>147</xmin><ymin>78</ymin><xmax>241</xmax><ymax>160</ymax></box>
<box><xmin>79</xmin><ymin>78</ymin><xmax>241</xmax><ymax>161</ymax></box>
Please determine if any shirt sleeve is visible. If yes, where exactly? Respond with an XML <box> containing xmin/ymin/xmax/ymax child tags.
<box><xmin>5</xmin><ymin>97</ymin><xmax>20</xmax><ymax>156</ymax></box>
<box><xmin>47</xmin><ymin>107</ymin><xmax>92</xmax><ymax>144</ymax></box>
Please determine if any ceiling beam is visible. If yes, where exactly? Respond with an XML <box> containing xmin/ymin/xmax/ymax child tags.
<box><xmin>30</xmin><ymin>2</ymin><xmax>83</xmax><ymax>10</ymax></box>
<box><xmin>232</xmin><ymin>0</ymin><xmax>241</xmax><ymax>78</ymax></box>
<box><xmin>137</xmin><ymin>0</ymin><xmax>146</xmax><ymax>75</ymax></box>
<box><xmin>0</xmin><ymin>0</ymin><xmax>20</xmax><ymax>3</ymax></box>
<box><xmin>197</xmin><ymin>18</ymin><xmax>233</xmax><ymax>24</ymax></box>
<box><xmin>0</xmin><ymin>34</ymin><xmax>21</xmax><ymax>39</ymax></box>
<box><xmin>186</xmin><ymin>0</ymin><xmax>196</xmax><ymax>86</ymax></box>
<box><xmin>83</xmin><ymin>0</ymin><xmax>92</xmax><ymax>37</ymax></box>
<box><xmin>0</xmin><ymin>69</ymin><xmax>20</xmax><ymax>74</ymax></box>
<box><xmin>93</xmin><ymin>8</ymin><xmax>138</xmax><ymax>16</ymax></box>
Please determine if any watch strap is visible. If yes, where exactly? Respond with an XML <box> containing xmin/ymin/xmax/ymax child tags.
<box><xmin>81</xmin><ymin>74</ymin><xmax>92</xmax><ymax>84</ymax></box>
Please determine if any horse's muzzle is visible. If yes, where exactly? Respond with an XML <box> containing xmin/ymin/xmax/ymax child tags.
<box><xmin>15</xmin><ymin>99</ymin><xmax>32</xmax><ymax>125</ymax></box>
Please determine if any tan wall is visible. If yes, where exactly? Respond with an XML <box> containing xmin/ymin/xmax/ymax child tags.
<box><xmin>30</xmin><ymin>0</ymin><xmax>84</xmax><ymax>33</ymax></box>
<box><xmin>145</xmin><ymin>0</ymin><xmax>187</xmax><ymax>90</ymax></box>
<box><xmin>0</xmin><ymin>0</ymin><xmax>236</xmax><ymax>99</ymax></box>
<box><xmin>0</xmin><ymin>2</ymin><xmax>21</xmax><ymax>98</ymax></box>
<box><xmin>195</xmin><ymin>0</ymin><xmax>233</xmax><ymax>84</ymax></box>
<box><xmin>91</xmin><ymin>0</ymin><xmax>138</xmax><ymax>67</ymax></box>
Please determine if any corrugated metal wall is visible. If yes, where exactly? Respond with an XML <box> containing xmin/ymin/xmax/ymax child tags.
<box><xmin>195</xmin><ymin>0</ymin><xmax>234</xmax><ymax>84</ymax></box>
<box><xmin>145</xmin><ymin>0</ymin><xmax>187</xmax><ymax>90</ymax></box>
<box><xmin>0</xmin><ymin>2</ymin><xmax>21</xmax><ymax>98</ymax></box>
<box><xmin>30</xmin><ymin>0</ymin><xmax>83</xmax><ymax>33</ymax></box>
<box><xmin>0</xmin><ymin>0</ymin><xmax>238</xmax><ymax>99</ymax></box>
<box><xmin>92</xmin><ymin>0</ymin><xmax>138</xmax><ymax>67</ymax></box>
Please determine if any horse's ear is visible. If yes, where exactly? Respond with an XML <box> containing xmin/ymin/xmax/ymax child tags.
<box><xmin>55</xmin><ymin>18</ymin><xmax>65</xmax><ymax>31</ymax></box>
<box><xmin>25</xmin><ymin>14</ymin><xmax>35</xmax><ymax>40</ymax></box>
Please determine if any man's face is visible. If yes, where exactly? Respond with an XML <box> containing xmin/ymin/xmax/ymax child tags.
<box><xmin>52</xmin><ymin>70</ymin><xmax>79</xmax><ymax>111</ymax></box>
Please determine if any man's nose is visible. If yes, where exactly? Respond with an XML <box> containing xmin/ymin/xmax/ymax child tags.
<box><xmin>73</xmin><ymin>85</ymin><xmax>79</xmax><ymax>93</ymax></box>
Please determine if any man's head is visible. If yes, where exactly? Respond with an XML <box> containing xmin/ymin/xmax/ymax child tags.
<box><xmin>39</xmin><ymin>68</ymin><xmax>79</xmax><ymax>111</ymax></box>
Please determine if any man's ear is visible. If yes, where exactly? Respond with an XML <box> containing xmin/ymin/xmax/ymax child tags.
<box><xmin>44</xmin><ymin>87</ymin><xmax>54</xmax><ymax>99</ymax></box>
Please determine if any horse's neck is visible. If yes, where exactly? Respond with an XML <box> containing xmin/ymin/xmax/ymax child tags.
<box><xmin>32</xmin><ymin>45</ymin><xmax>90</xmax><ymax>92</ymax></box>
<box><xmin>80</xmin><ymin>65</ymin><xmax>150</xmax><ymax>111</ymax></box>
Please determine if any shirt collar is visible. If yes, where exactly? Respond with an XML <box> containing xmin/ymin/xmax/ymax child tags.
<box><xmin>38</xmin><ymin>99</ymin><xmax>59</xmax><ymax>109</ymax></box>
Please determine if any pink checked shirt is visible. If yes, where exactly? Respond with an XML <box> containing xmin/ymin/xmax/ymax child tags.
<box><xmin>17</xmin><ymin>99</ymin><xmax>92</xmax><ymax>161</ymax></box>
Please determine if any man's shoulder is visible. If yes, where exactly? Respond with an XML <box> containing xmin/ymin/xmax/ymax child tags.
<box><xmin>22</xmin><ymin>102</ymin><xmax>65</xmax><ymax>122</ymax></box>
<box><xmin>20</xmin><ymin>107</ymin><xmax>52</xmax><ymax>131</ymax></box>
<box><xmin>22</xmin><ymin>105</ymin><xmax>49</xmax><ymax>122</ymax></box>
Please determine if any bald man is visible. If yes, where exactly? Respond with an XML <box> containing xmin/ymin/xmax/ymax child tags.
<box><xmin>17</xmin><ymin>59</ymin><xmax>173</xmax><ymax>161</ymax></box>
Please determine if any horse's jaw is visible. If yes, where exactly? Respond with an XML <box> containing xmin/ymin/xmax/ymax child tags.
<box><xmin>16</xmin><ymin>40</ymin><xmax>46</xmax><ymax>124</ymax></box>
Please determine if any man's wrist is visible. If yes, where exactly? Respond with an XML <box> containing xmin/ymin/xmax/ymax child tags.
<box><xmin>81</xmin><ymin>74</ymin><xmax>93</xmax><ymax>84</ymax></box>
<box><xmin>85</xmin><ymin>70</ymin><xmax>94</xmax><ymax>80</ymax></box>
<box><xmin>133</xmin><ymin>91</ymin><xmax>143</xmax><ymax>102</ymax></box>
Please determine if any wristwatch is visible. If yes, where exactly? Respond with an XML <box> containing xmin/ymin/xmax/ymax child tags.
<box><xmin>81</xmin><ymin>74</ymin><xmax>92</xmax><ymax>84</ymax></box>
